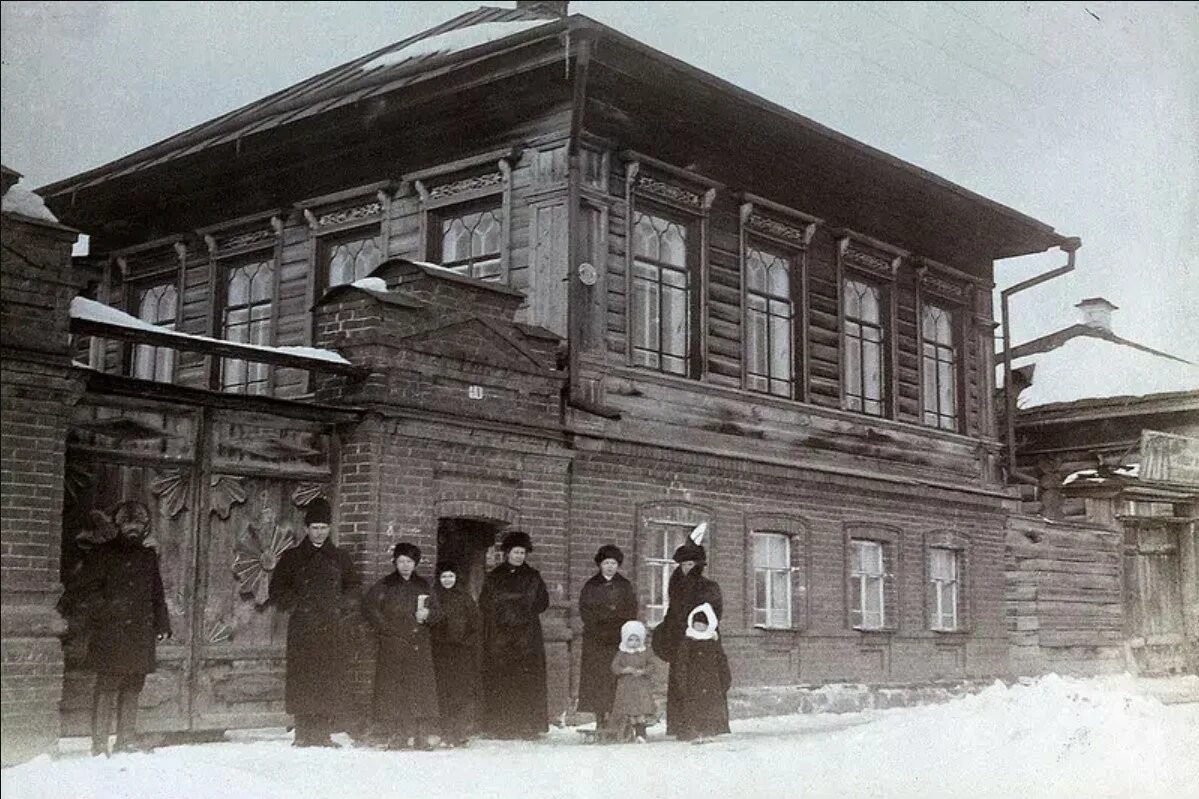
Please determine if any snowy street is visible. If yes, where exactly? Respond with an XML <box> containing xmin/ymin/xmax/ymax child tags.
<box><xmin>3</xmin><ymin>675</ymin><xmax>1197</xmax><ymax>799</ymax></box>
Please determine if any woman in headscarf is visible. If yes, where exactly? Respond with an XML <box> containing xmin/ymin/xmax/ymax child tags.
<box><xmin>576</xmin><ymin>544</ymin><xmax>637</xmax><ymax>730</ymax></box>
<box><xmin>363</xmin><ymin>542</ymin><xmax>443</xmax><ymax>749</ymax></box>
<box><xmin>478</xmin><ymin>530</ymin><xmax>550</xmax><ymax>739</ymax></box>
<box><xmin>430</xmin><ymin>561</ymin><xmax>481</xmax><ymax>747</ymax></box>
<box><xmin>650</xmin><ymin>535</ymin><xmax>723</xmax><ymax>738</ymax></box>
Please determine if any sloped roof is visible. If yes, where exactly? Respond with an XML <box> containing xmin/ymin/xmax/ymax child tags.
<box><xmin>37</xmin><ymin>5</ymin><xmax>563</xmax><ymax>198</ymax></box>
<box><xmin>1009</xmin><ymin>334</ymin><xmax>1199</xmax><ymax>409</ymax></box>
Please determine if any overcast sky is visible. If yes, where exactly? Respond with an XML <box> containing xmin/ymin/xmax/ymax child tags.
<box><xmin>2</xmin><ymin>1</ymin><xmax>1196</xmax><ymax>355</ymax></box>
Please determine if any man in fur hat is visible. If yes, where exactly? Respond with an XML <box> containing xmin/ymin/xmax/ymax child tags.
<box><xmin>269</xmin><ymin>497</ymin><xmax>360</xmax><ymax>747</ymax></box>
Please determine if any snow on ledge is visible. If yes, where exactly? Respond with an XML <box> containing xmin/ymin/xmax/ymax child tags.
<box><xmin>70</xmin><ymin>297</ymin><xmax>351</xmax><ymax>365</ymax></box>
<box><xmin>360</xmin><ymin>20</ymin><xmax>554</xmax><ymax>72</ymax></box>
<box><xmin>349</xmin><ymin>277</ymin><xmax>389</xmax><ymax>293</ymax></box>
<box><xmin>2</xmin><ymin>184</ymin><xmax>59</xmax><ymax>223</ymax></box>
<box><xmin>1062</xmin><ymin>463</ymin><xmax>1140</xmax><ymax>485</ymax></box>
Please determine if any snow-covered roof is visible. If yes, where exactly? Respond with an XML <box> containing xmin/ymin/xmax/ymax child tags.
<box><xmin>360</xmin><ymin>19</ymin><xmax>554</xmax><ymax>72</ymax></box>
<box><xmin>349</xmin><ymin>277</ymin><xmax>389</xmax><ymax>293</ymax></box>
<box><xmin>70</xmin><ymin>297</ymin><xmax>351</xmax><ymax>366</ymax></box>
<box><xmin>2</xmin><ymin>183</ymin><xmax>60</xmax><ymax>224</ymax></box>
<box><xmin>1008</xmin><ymin>335</ymin><xmax>1199</xmax><ymax>409</ymax></box>
<box><xmin>1062</xmin><ymin>464</ymin><xmax>1140</xmax><ymax>485</ymax></box>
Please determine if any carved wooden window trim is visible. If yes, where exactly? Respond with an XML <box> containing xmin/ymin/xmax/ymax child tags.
<box><xmin>299</xmin><ymin>182</ymin><xmax>392</xmax><ymax>300</ymax></box>
<box><xmin>634</xmin><ymin>501</ymin><xmax>715</xmax><ymax>627</ymax></box>
<box><xmin>844</xmin><ymin>522</ymin><xmax>902</xmax><ymax>632</ymax></box>
<box><xmin>745</xmin><ymin>513</ymin><xmax>808</xmax><ymax>631</ymax></box>
<box><xmin>200</xmin><ymin>212</ymin><xmax>284</xmax><ymax>396</ymax></box>
<box><xmin>923</xmin><ymin>529</ymin><xmax>970</xmax><ymax>633</ymax></box>
<box><xmin>738</xmin><ymin>196</ymin><xmax>819</xmax><ymax>401</ymax></box>
<box><xmin>113</xmin><ymin>239</ymin><xmax>186</xmax><ymax>383</ymax></box>
<box><xmin>915</xmin><ymin>259</ymin><xmax>970</xmax><ymax>434</ymax></box>
<box><xmin>836</xmin><ymin>233</ymin><xmax>904</xmax><ymax>419</ymax></box>
<box><xmin>622</xmin><ymin>152</ymin><xmax>718</xmax><ymax>380</ymax></box>
<box><xmin>412</xmin><ymin>153</ymin><xmax>517</xmax><ymax>284</ymax></box>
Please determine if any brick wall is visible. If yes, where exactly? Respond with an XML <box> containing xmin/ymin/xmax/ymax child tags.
<box><xmin>1</xmin><ymin>208</ymin><xmax>81</xmax><ymax>764</ymax></box>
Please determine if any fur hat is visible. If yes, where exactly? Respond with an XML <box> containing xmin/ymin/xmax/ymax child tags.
<box><xmin>500</xmin><ymin>530</ymin><xmax>534</xmax><ymax>553</ymax></box>
<box><xmin>303</xmin><ymin>498</ymin><xmax>332</xmax><ymax>526</ymax></box>
<box><xmin>392</xmin><ymin>542</ymin><xmax>421</xmax><ymax>563</ymax></box>
<box><xmin>435</xmin><ymin>561</ymin><xmax>459</xmax><ymax>577</ymax></box>
<box><xmin>594</xmin><ymin>544</ymin><xmax>624</xmax><ymax>566</ymax></box>
<box><xmin>672</xmin><ymin>541</ymin><xmax>706</xmax><ymax>564</ymax></box>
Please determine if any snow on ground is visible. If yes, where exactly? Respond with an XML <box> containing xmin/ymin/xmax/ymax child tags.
<box><xmin>4</xmin><ymin>675</ymin><xmax>1197</xmax><ymax>799</ymax></box>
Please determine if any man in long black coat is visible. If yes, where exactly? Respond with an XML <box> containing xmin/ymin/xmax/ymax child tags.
<box><xmin>268</xmin><ymin>498</ymin><xmax>360</xmax><ymax>747</ymax></box>
<box><xmin>650</xmin><ymin>540</ymin><xmax>723</xmax><ymax>737</ymax></box>
<box><xmin>576</xmin><ymin>544</ymin><xmax>637</xmax><ymax>726</ymax></box>
<box><xmin>63</xmin><ymin>500</ymin><xmax>171</xmax><ymax>756</ymax></box>
<box><xmin>478</xmin><ymin>530</ymin><xmax>550</xmax><ymax>739</ymax></box>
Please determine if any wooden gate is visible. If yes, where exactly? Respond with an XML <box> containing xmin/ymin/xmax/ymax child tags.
<box><xmin>60</xmin><ymin>392</ymin><xmax>340</xmax><ymax>735</ymax></box>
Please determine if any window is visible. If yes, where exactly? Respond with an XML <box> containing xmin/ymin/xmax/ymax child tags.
<box><xmin>645</xmin><ymin>522</ymin><xmax>688</xmax><ymax>626</ymax></box>
<box><xmin>929</xmin><ymin>547</ymin><xmax>959</xmax><ymax>631</ymax></box>
<box><xmin>130</xmin><ymin>282</ymin><xmax>177</xmax><ymax>382</ymax></box>
<box><xmin>842</xmin><ymin>278</ymin><xmax>885</xmax><ymax>416</ymax></box>
<box><xmin>745</xmin><ymin>246</ymin><xmax>793</xmax><ymax>397</ymax></box>
<box><xmin>631</xmin><ymin>211</ymin><xmax>690</xmax><ymax>375</ymax></box>
<box><xmin>921</xmin><ymin>302</ymin><xmax>958</xmax><ymax>430</ymax></box>
<box><xmin>850</xmin><ymin>539</ymin><xmax>886</xmax><ymax>630</ymax></box>
<box><xmin>752</xmin><ymin>532</ymin><xmax>792</xmax><ymax>627</ymax></box>
<box><xmin>323</xmin><ymin>229</ymin><xmax>381</xmax><ymax>290</ymax></box>
<box><xmin>221</xmin><ymin>259</ymin><xmax>274</xmax><ymax>395</ymax></box>
<box><xmin>435</xmin><ymin>203</ymin><xmax>503</xmax><ymax>281</ymax></box>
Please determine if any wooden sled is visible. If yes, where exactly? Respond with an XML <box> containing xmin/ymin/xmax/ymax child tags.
<box><xmin>576</xmin><ymin>727</ymin><xmax>629</xmax><ymax>744</ymax></box>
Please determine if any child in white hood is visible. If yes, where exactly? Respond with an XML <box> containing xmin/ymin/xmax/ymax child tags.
<box><xmin>673</xmin><ymin>603</ymin><xmax>731</xmax><ymax>741</ymax></box>
<box><xmin>609</xmin><ymin>620</ymin><xmax>658</xmax><ymax>742</ymax></box>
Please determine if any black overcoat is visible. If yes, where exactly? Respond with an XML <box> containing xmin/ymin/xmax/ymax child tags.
<box><xmin>650</xmin><ymin>566</ymin><xmax>723</xmax><ymax>736</ymax></box>
<box><xmin>430</xmin><ymin>583</ymin><xmax>482</xmax><ymax>734</ymax></box>
<box><xmin>478</xmin><ymin>561</ymin><xmax>550</xmax><ymax>737</ymax></box>
<box><xmin>268</xmin><ymin>538</ymin><xmax>360</xmax><ymax>717</ymax></box>
<box><xmin>68</xmin><ymin>537</ymin><xmax>171</xmax><ymax>675</ymax></box>
<box><xmin>672</xmin><ymin>636</ymin><xmax>732</xmax><ymax>738</ymax></box>
<box><xmin>363</xmin><ymin>571</ymin><xmax>443</xmax><ymax>722</ymax></box>
<box><xmin>576</xmin><ymin>572</ymin><xmax>638</xmax><ymax>715</ymax></box>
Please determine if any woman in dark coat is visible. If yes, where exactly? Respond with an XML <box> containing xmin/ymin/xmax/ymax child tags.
<box><xmin>64</xmin><ymin>500</ymin><xmax>171</xmax><ymax>756</ymax></box>
<box><xmin>268</xmin><ymin>498</ymin><xmax>360</xmax><ymax>748</ymax></box>
<box><xmin>478</xmin><ymin>530</ymin><xmax>550</xmax><ymax>739</ymax></box>
<box><xmin>576</xmin><ymin>544</ymin><xmax>638</xmax><ymax>727</ymax></box>
<box><xmin>650</xmin><ymin>539</ymin><xmax>723</xmax><ymax>738</ymax></box>
<box><xmin>430</xmin><ymin>561</ymin><xmax>481</xmax><ymax>747</ymax></box>
<box><xmin>363</xmin><ymin>542</ymin><xmax>444</xmax><ymax>750</ymax></box>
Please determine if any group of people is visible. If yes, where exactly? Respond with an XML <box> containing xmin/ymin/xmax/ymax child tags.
<box><xmin>62</xmin><ymin>495</ymin><xmax>732</xmax><ymax>755</ymax></box>
<box><xmin>269</xmin><ymin>499</ymin><xmax>551</xmax><ymax>749</ymax></box>
<box><xmin>577</xmin><ymin>538</ymin><xmax>731</xmax><ymax>743</ymax></box>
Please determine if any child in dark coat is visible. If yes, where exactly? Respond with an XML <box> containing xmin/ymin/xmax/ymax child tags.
<box><xmin>609</xmin><ymin>620</ymin><xmax>658</xmax><ymax>743</ymax></box>
<box><xmin>672</xmin><ymin>603</ymin><xmax>731</xmax><ymax>741</ymax></box>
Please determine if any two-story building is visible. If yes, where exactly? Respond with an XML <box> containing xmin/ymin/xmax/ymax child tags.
<box><xmin>16</xmin><ymin>0</ymin><xmax>1075</xmax><ymax>745</ymax></box>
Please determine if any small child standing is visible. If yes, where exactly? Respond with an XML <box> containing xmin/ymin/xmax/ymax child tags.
<box><xmin>609</xmin><ymin>620</ymin><xmax>658</xmax><ymax>742</ymax></box>
<box><xmin>673</xmin><ymin>603</ymin><xmax>731</xmax><ymax>742</ymax></box>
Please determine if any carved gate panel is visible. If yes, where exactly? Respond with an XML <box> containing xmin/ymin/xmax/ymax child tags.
<box><xmin>62</xmin><ymin>399</ymin><xmax>336</xmax><ymax>734</ymax></box>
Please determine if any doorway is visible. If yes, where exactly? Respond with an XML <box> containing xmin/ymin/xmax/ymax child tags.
<box><xmin>436</xmin><ymin>518</ymin><xmax>502</xmax><ymax>599</ymax></box>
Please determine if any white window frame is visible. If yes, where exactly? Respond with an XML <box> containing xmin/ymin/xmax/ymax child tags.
<box><xmin>851</xmin><ymin>539</ymin><xmax>886</xmax><ymax>630</ymax></box>
<box><xmin>929</xmin><ymin>547</ymin><xmax>959</xmax><ymax>631</ymax></box>
<box><xmin>752</xmin><ymin>531</ymin><xmax>793</xmax><ymax>628</ymax></box>
<box><xmin>644</xmin><ymin>520</ymin><xmax>690</xmax><ymax>627</ymax></box>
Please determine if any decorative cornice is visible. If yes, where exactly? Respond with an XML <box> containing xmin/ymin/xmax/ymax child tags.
<box><xmin>306</xmin><ymin>200</ymin><xmax>384</xmax><ymax>231</ymax></box>
<box><xmin>422</xmin><ymin>171</ymin><xmax>505</xmax><ymax>203</ymax></box>
<box><xmin>742</xmin><ymin>206</ymin><xmax>814</xmax><ymax>248</ymax></box>
<box><xmin>634</xmin><ymin>174</ymin><xmax>703</xmax><ymax>209</ymax></box>
<box><xmin>840</xmin><ymin>238</ymin><xmax>900</xmax><ymax>278</ymax></box>
<box><xmin>203</xmin><ymin>217</ymin><xmax>281</xmax><ymax>256</ymax></box>
<box><xmin>917</xmin><ymin>265</ymin><xmax>967</xmax><ymax>302</ymax></box>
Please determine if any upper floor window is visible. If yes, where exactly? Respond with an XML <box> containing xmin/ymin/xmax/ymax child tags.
<box><xmin>631</xmin><ymin>210</ymin><xmax>690</xmax><ymax>376</ymax></box>
<box><xmin>929</xmin><ymin>547</ymin><xmax>960</xmax><ymax>631</ymax></box>
<box><xmin>842</xmin><ymin>277</ymin><xmax>886</xmax><ymax>416</ymax></box>
<box><xmin>221</xmin><ymin>258</ymin><xmax>274</xmax><ymax>395</ymax></box>
<box><xmin>324</xmin><ymin>228</ymin><xmax>382</xmax><ymax>290</ymax></box>
<box><xmin>745</xmin><ymin>246</ymin><xmax>793</xmax><ymax>397</ymax></box>
<box><xmin>436</xmin><ymin>203</ymin><xmax>503</xmax><ymax>280</ymax></box>
<box><xmin>921</xmin><ymin>302</ymin><xmax>958</xmax><ymax>430</ymax></box>
<box><xmin>130</xmin><ymin>282</ymin><xmax>177</xmax><ymax>382</ymax></box>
